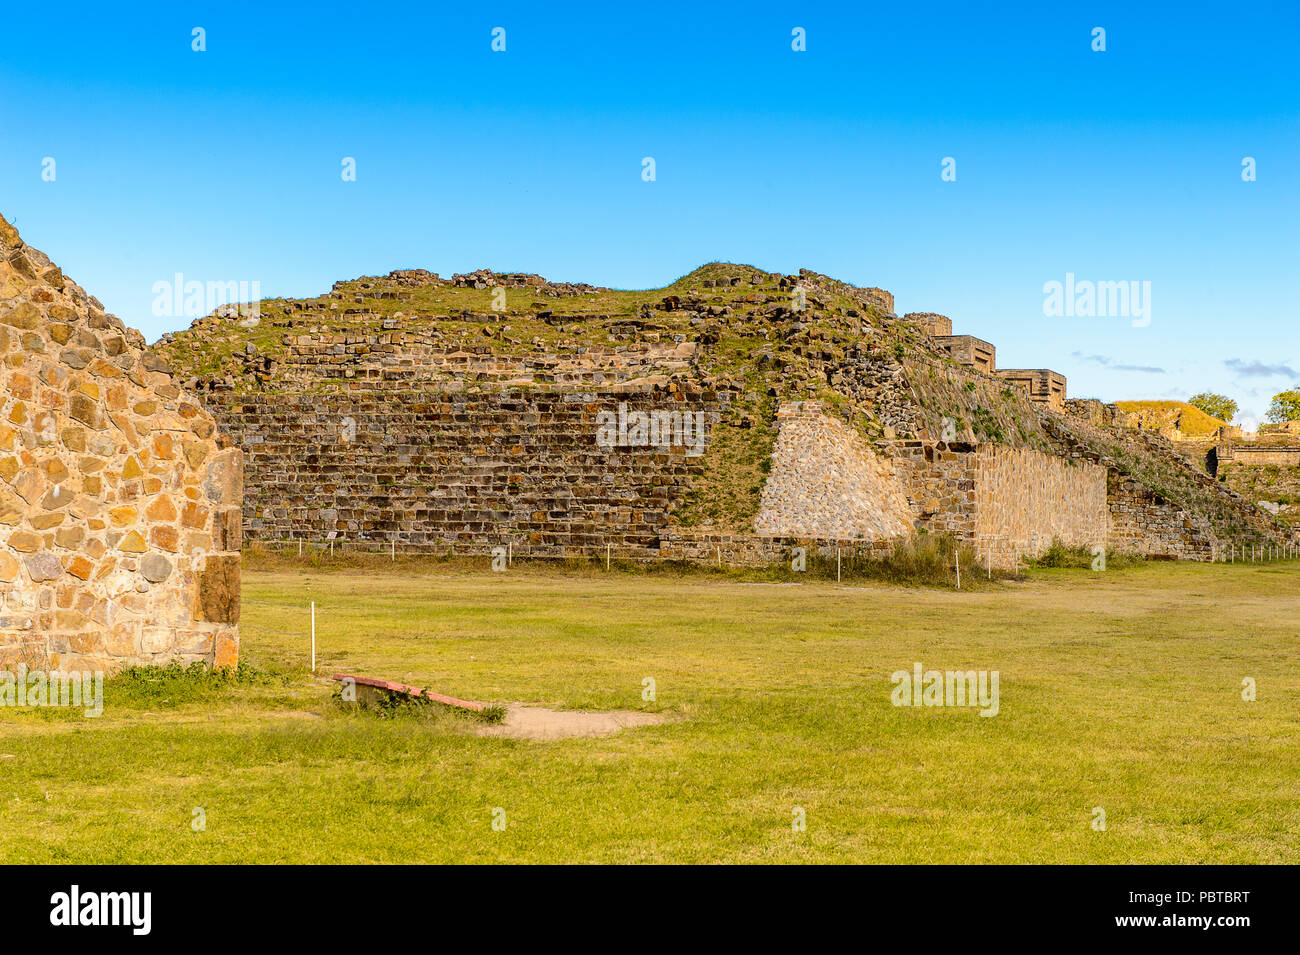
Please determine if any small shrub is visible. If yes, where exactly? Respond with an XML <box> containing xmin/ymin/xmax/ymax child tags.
<box><xmin>1031</xmin><ymin>539</ymin><xmax>1142</xmax><ymax>570</ymax></box>
<box><xmin>108</xmin><ymin>661</ymin><xmax>275</xmax><ymax>708</ymax></box>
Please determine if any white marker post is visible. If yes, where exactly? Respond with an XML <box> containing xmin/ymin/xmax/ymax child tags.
<box><xmin>310</xmin><ymin>601</ymin><xmax>316</xmax><ymax>673</ymax></box>
<box><xmin>955</xmin><ymin>550</ymin><xmax>960</xmax><ymax>589</ymax></box>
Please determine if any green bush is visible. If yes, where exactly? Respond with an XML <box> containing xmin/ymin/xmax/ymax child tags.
<box><xmin>108</xmin><ymin>661</ymin><xmax>275</xmax><ymax>708</ymax></box>
<box><xmin>1031</xmin><ymin>539</ymin><xmax>1142</xmax><ymax>571</ymax></box>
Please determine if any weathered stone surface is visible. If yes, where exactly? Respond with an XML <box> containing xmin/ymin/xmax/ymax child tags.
<box><xmin>23</xmin><ymin>552</ymin><xmax>62</xmax><ymax>581</ymax></box>
<box><xmin>755</xmin><ymin>402</ymin><xmax>914</xmax><ymax>540</ymax></box>
<box><xmin>199</xmin><ymin>386</ymin><xmax>730</xmax><ymax>556</ymax></box>
<box><xmin>0</xmin><ymin>212</ymin><xmax>240</xmax><ymax>672</ymax></box>
<box><xmin>203</xmin><ymin>448</ymin><xmax>243</xmax><ymax>506</ymax></box>
<box><xmin>197</xmin><ymin>554</ymin><xmax>240</xmax><ymax>623</ymax></box>
<box><xmin>140</xmin><ymin>552</ymin><xmax>173</xmax><ymax>583</ymax></box>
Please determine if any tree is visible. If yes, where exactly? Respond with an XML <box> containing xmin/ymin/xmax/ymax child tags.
<box><xmin>1266</xmin><ymin>388</ymin><xmax>1300</xmax><ymax>423</ymax></box>
<box><xmin>1187</xmin><ymin>392</ymin><xmax>1237</xmax><ymax>422</ymax></box>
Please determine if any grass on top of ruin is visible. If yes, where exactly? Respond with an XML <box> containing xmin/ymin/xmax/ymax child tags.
<box><xmin>2</xmin><ymin>556</ymin><xmax>1297</xmax><ymax>863</ymax></box>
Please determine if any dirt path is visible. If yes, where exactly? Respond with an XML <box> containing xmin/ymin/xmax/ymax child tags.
<box><xmin>474</xmin><ymin>705</ymin><xmax>669</xmax><ymax>740</ymax></box>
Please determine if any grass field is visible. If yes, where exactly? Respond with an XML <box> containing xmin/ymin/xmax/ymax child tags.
<box><xmin>3</xmin><ymin>559</ymin><xmax>1298</xmax><ymax>863</ymax></box>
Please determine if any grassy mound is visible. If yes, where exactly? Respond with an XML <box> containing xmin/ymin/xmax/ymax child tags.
<box><xmin>1115</xmin><ymin>400</ymin><xmax>1226</xmax><ymax>437</ymax></box>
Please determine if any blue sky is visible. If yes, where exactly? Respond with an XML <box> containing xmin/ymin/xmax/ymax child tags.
<box><xmin>2</xmin><ymin>1</ymin><xmax>1296</xmax><ymax>425</ymax></box>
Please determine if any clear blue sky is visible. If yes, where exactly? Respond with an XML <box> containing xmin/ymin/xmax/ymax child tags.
<box><xmin>2</xmin><ymin>1</ymin><xmax>1296</xmax><ymax>426</ymax></box>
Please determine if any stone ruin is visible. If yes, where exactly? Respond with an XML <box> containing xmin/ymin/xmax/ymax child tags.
<box><xmin>376</xmin><ymin>267</ymin><xmax>607</xmax><ymax>298</ymax></box>
<box><xmin>0</xmin><ymin>213</ymin><xmax>241</xmax><ymax>673</ymax></box>
<box><xmin>155</xmin><ymin>254</ymin><xmax>1296</xmax><ymax>570</ymax></box>
<box><xmin>907</xmin><ymin>312</ymin><xmax>1068</xmax><ymax>410</ymax></box>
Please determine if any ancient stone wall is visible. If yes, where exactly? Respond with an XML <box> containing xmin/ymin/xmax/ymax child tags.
<box><xmin>754</xmin><ymin>402</ymin><xmax>914</xmax><ymax>540</ymax></box>
<box><xmin>0</xmin><ymin>214</ymin><xmax>241</xmax><ymax>672</ymax></box>
<box><xmin>886</xmin><ymin>440</ymin><xmax>980</xmax><ymax>539</ymax></box>
<box><xmin>1043</xmin><ymin>412</ymin><xmax>1295</xmax><ymax>553</ymax></box>
<box><xmin>974</xmin><ymin>445</ymin><xmax>1107</xmax><ymax>566</ymax></box>
<box><xmin>997</xmin><ymin>369</ymin><xmax>1067</xmax><ymax>410</ymax></box>
<box><xmin>159</xmin><ymin>241</ymin><xmax>1293</xmax><ymax>568</ymax></box>
<box><xmin>933</xmin><ymin>335</ymin><xmax>996</xmax><ymax>372</ymax></box>
<box><xmin>1105</xmin><ymin>471</ymin><xmax>1214</xmax><ymax>559</ymax></box>
<box><xmin>1216</xmin><ymin>445</ymin><xmax>1300</xmax><ymax>467</ymax></box>
<box><xmin>202</xmin><ymin>385</ymin><xmax>732</xmax><ymax>556</ymax></box>
<box><xmin>885</xmin><ymin>440</ymin><xmax>1106</xmax><ymax>567</ymax></box>
<box><xmin>272</xmin><ymin>333</ymin><xmax>698</xmax><ymax>390</ymax></box>
<box><xmin>903</xmin><ymin>313</ymin><xmax>952</xmax><ymax>336</ymax></box>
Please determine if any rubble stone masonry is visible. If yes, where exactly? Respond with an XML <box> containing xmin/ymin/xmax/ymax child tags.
<box><xmin>0</xmin><ymin>214</ymin><xmax>241</xmax><ymax>672</ymax></box>
<box><xmin>754</xmin><ymin>402</ymin><xmax>914</xmax><ymax>540</ymax></box>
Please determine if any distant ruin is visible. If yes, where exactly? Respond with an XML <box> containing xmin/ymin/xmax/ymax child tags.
<box><xmin>154</xmin><ymin>261</ymin><xmax>1296</xmax><ymax>569</ymax></box>
<box><xmin>0</xmin><ymin>214</ymin><xmax>241</xmax><ymax>672</ymax></box>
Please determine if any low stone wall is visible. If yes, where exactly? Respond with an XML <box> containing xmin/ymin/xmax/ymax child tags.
<box><xmin>1216</xmin><ymin>444</ymin><xmax>1300</xmax><ymax>468</ymax></box>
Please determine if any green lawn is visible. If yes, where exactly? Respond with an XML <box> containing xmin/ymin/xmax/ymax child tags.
<box><xmin>3</xmin><ymin>560</ymin><xmax>1298</xmax><ymax>863</ymax></box>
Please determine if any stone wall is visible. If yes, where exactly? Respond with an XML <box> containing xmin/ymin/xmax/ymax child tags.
<box><xmin>272</xmin><ymin>333</ymin><xmax>699</xmax><ymax>390</ymax></box>
<box><xmin>997</xmin><ymin>369</ymin><xmax>1067</xmax><ymax>410</ymax></box>
<box><xmin>1106</xmin><ymin>470</ymin><xmax>1214</xmax><ymax>559</ymax></box>
<box><xmin>1216</xmin><ymin>444</ymin><xmax>1300</xmax><ymax>468</ymax></box>
<box><xmin>974</xmin><ymin>445</ymin><xmax>1106</xmax><ymax>566</ymax></box>
<box><xmin>203</xmin><ymin>384</ymin><xmax>732</xmax><ymax>556</ymax></box>
<box><xmin>886</xmin><ymin>440</ymin><xmax>1107</xmax><ymax>567</ymax></box>
<box><xmin>933</xmin><ymin>335</ymin><xmax>996</xmax><ymax>373</ymax></box>
<box><xmin>754</xmin><ymin>402</ymin><xmax>914</xmax><ymax>540</ymax></box>
<box><xmin>0</xmin><ymin>214</ymin><xmax>241</xmax><ymax>672</ymax></box>
<box><xmin>1042</xmin><ymin>412</ymin><xmax>1295</xmax><ymax>553</ymax></box>
<box><xmin>903</xmin><ymin>313</ymin><xmax>952</xmax><ymax>337</ymax></box>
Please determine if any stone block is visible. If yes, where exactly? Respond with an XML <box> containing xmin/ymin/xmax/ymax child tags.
<box><xmin>197</xmin><ymin>555</ymin><xmax>241</xmax><ymax>624</ymax></box>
